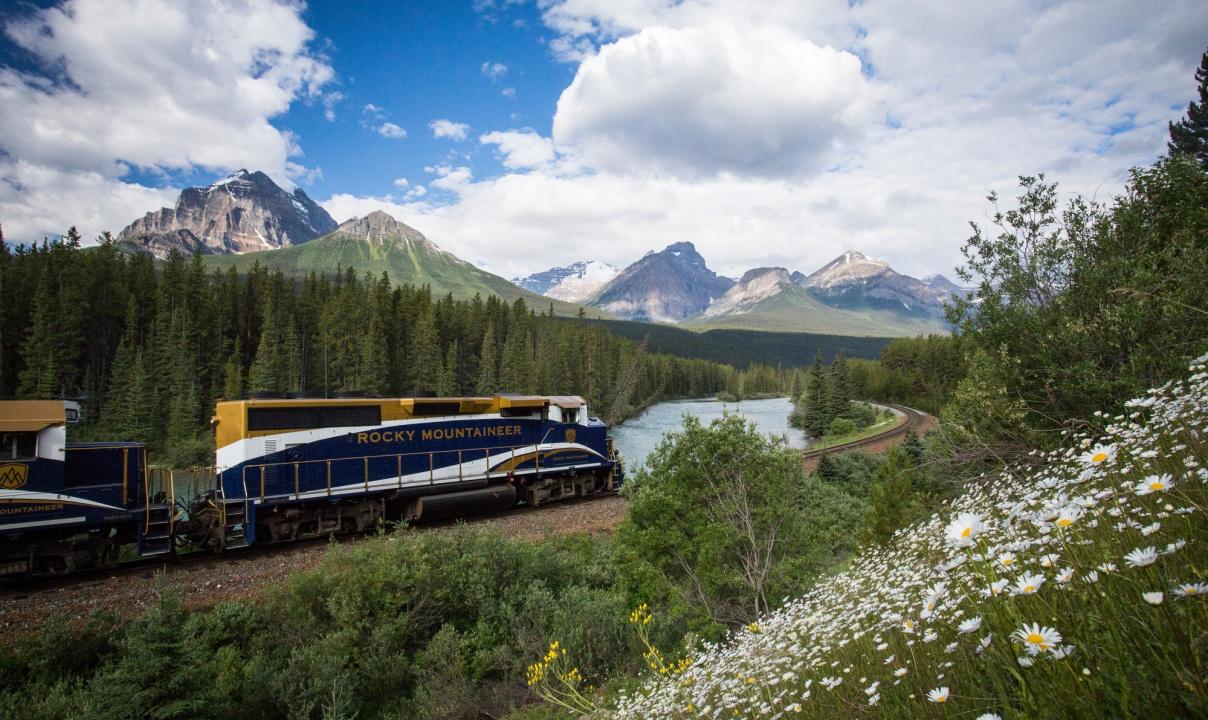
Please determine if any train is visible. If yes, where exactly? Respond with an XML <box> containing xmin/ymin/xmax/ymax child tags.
<box><xmin>0</xmin><ymin>394</ymin><xmax>624</xmax><ymax>577</ymax></box>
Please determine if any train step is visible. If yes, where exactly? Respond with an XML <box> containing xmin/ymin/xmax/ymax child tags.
<box><xmin>139</xmin><ymin>504</ymin><xmax>175</xmax><ymax>556</ymax></box>
<box><xmin>221</xmin><ymin>499</ymin><xmax>250</xmax><ymax>550</ymax></box>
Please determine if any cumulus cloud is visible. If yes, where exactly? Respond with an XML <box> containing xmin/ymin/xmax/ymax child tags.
<box><xmin>393</xmin><ymin>177</ymin><xmax>410</xmax><ymax>188</ymax></box>
<box><xmin>480</xmin><ymin>130</ymin><xmax>557</xmax><ymax>169</ymax></box>
<box><xmin>377</xmin><ymin>123</ymin><xmax>408</xmax><ymax>139</ymax></box>
<box><xmin>430</xmin><ymin>119</ymin><xmax>471</xmax><ymax>141</ymax></box>
<box><xmin>552</xmin><ymin>25</ymin><xmax>869</xmax><ymax>179</ymax></box>
<box><xmin>0</xmin><ymin>0</ymin><xmax>335</xmax><ymax>243</ymax></box>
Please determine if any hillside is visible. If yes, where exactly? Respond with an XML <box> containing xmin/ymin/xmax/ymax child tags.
<box><xmin>201</xmin><ymin>211</ymin><xmax>601</xmax><ymax>317</ymax></box>
<box><xmin>682</xmin><ymin>281</ymin><xmax>949</xmax><ymax>336</ymax></box>
<box><xmin>578</xmin><ymin>318</ymin><xmax>892</xmax><ymax>367</ymax></box>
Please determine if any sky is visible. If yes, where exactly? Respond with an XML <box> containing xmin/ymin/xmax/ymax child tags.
<box><xmin>0</xmin><ymin>0</ymin><xmax>1204</xmax><ymax>281</ymax></box>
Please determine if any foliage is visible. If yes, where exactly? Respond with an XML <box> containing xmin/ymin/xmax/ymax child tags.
<box><xmin>615</xmin><ymin>414</ymin><xmax>865</xmax><ymax>635</ymax></box>
<box><xmin>1168</xmin><ymin>48</ymin><xmax>1208</xmax><ymax>170</ymax></box>
<box><xmin>0</xmin><ymin>527</ymin><xmax>638</xmax><ymax>720</ymax></box>
<box><xmin>614</xmin><ymin>355</ymin><xmax>1208</xmax><ymax>719</ymax></box>
<box><xmin>948</xmin><ymin>156</ymin><xmax>1208</xmax><ymax>447</ymax></box>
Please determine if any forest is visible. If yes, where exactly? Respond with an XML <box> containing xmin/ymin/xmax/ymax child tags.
<box><xmin>0</xmin><ymin>234</ymin><xmax>784</xmax><ymax>465</ymax></box>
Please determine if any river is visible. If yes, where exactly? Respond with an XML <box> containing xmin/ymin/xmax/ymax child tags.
<box><xmin>609</xmin><ymin>396</ymin><xmax>807</xmax><ymax>473</ymax></box>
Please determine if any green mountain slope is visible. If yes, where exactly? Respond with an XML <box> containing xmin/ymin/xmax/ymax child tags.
<box><xmin>683</xmin><ymin>282</ymin><xmax>948</xmax><ymax>337</ymax></box>
<box><xmin>202</xmin><ymin>211</ymin><xmax>601</xmax><ymax>317</ymax></box>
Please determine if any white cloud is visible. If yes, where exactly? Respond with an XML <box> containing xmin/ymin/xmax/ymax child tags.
<box><xmin>552</xmin><ymin>25</ymin><xmax>869</xmax><ymax>179</ymax></box>
<box><xmin>480</xmin><ymin>130</ymin><xmax>557</xmax><ymax>169</ymax></box>
<box><xmin>428</xmin><ymin>165</ymin><xmax>474</xmax><ymax>194</ymax></box>
<box><xmin>0</xmin><ymin>0</ymin><xmax>334</xmax><ymax>244</ymax></box>
<box><xmin>326</xmin><ymin>0</ymin><xmax>1207</xmax><ymax>283</ymax></box>
<box><xmin>430</xmin><ymin>119</ymin><xmax>471</xmax><ymax>141</ymax></box>
<box><xmin>480</xmin><ymin>61</ymin><xmax>509</xmax><ymax>81</ymax></box>
<box><xmin>501</xmin><ymin>87</ymin><xmax>517</xmax><ymax>98</ymax></box>
<box><xmin>377</xmin><ymin>123</ymin><xmax>408</xmax><ymax>139</ymax></box>
<box><xmin>393</xmin><ymin>177</ymin><xmax>410</xmax><ymax>188</ymax></box>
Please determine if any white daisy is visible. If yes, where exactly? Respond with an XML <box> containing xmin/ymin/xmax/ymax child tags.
<box><xmin>1013</xmin><ymin>572</ymin><xmax>1046</xmax><ymax>595</ymax></box>
<box><xmin>946</xmin><ymin>512</ymin><xmax>986</xmax><ymax>547</ymax></box>
<box><xmin>1014</xmin><ymin>623</ymin><xmax>1062</xmax><ymax>655</ymax></box>
<box><xmin>1142</xmin><ymin>591</ymin><xmax>1164</xmax><ymax>605</ymax></box>
<box><xmin>1175</xmin><ymin>582</ymin><xmax>1208</xmax><ymax>598</ymax></box>
<box><xmin>1124</xmin><ymin>546</ymin><xmax>1159</xmax><ymax>568</ymax></box>
<box><xmin>1080</xmin><ymin>444</ymin><xmax>1115</xmax><ymax>466</ymax></box>
<box><xmin>927</xmin><ymin>687</ymin><xmax>950</xmax><ymax>703</ymax></box>
<box><xmin>1134</xmin><ymin>474</ymin><xmax>1173</xmax><ymax>495</ymax></box>
<box><xmin>958</xmin><ymin>616</ymin><xmax>983</xmax><ymax>634</ymax></box>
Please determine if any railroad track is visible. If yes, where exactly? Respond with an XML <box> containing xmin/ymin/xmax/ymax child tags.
<box><xmin>801</xmin><ymin>402</ymin><xmax>927</xmax><ymax>461</ymax></box>
<box><xmin>0</xmin><ymin>490</ymin><xmax>619</xmax><ymax>595</ymax></box>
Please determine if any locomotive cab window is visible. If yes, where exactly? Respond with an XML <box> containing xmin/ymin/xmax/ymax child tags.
<box><xmin>562</xmin><ymin>408</ymin><xmax>579</xmax><ymax>424</ymax></box>
<box><xmin>0</xmin><ymin>431</ymin><xmax>37</xmax><ymax>460</ymax></box>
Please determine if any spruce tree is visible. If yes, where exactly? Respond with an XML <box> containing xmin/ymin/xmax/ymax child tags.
<box><xmin>1169</xmin><ymin>49</ymin><xmax>1208</xmax><ymax>171</ymax></box>
<box><xmin>476</xmin><ymin>324</ymin><xmax>498</xmax><ymax>394</ymax></box>
<box><xmin>17</xmin><ymin>268</ymin><xmax>59</xmax><ymax>398</ymax></box>
<box><xmin>438</xmin><ymin>339</ymin><xmax>460</xmax><ymax>396</ymax></box>
<box><xmin>408</xmin><ymin>309</ymin><xmax>441</xmax><ymax>392</ymax></box>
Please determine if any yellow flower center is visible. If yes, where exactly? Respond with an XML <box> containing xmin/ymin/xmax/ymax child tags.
<box><xmin>1023</xmin><ymin>584</ymin><xmax>1035</xmax><ymax>593</ymax></box>
<box><xmin>1002</xmin><ymin>558</ymin><xmax>1014</xmax><ymax>566</ymax></box>
<box><xmin>1188</xmin><ymin>588</ymin><xmax>1198</xmax><ymax>595</ymax></box>
<box><xmin>935</xmin><ymin>695</ymin><xmax>947</xmax><ymax>703</ymax></box>
<box><xmin>1149</xmin><ymin>482</ymin><xmax>1165</xmax><ymax>491</ymax></box>
<box><xmin>1057</xmin><ymin>518</ymin><xmax>1072</xmax><ymax>527</ymax></box>
<box><xmin>1092</xmin><ymin>452</ymin><xmax>1107</xmax><ymax>463</ymax></box>
<box><xmin>961</xmin><ymin>527</ymin><xmax>972</xmax><ymax>538</ymax></box>
<box><xmin>1026</xmin><ymin>632</ymin><xmax>1044</xmax><ymax>644</ymax></box>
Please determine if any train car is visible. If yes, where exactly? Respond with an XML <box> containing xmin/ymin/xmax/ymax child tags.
<box><xmin>177</xmin><ymin>394</ymin><xmax>623</xmax><ymax>551</ymax></box>
<box><xmin>0</xmin><ymin>400</ymin><xmax>172</xmax><ymax>576</ymax></box>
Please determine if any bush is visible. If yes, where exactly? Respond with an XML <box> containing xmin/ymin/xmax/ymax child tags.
<box><xmin>828</xmin><ymin>417</ymin><xmax>856</xmax><ymax>436</ymax></box>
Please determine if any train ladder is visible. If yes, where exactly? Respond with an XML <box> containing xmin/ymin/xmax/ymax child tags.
<box><xmin>216</xmin><ymin>480</ymin><xmax>250</xmax><ymax>551</ymax></box>
<box><xmin>139</xmin><ymin>469</ymin><xmax>175</xmax><ymax>557</ymax></box>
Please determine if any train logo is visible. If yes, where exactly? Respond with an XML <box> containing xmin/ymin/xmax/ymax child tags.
<box><xmin>565</xmin><ymin>428</ymin><xmax>576</xmax><ymax>443</ymax></box>
<box><xmin>0</xmin><ymin>463</ymin><xmax>28</xmax><ymax>490</ymax></box>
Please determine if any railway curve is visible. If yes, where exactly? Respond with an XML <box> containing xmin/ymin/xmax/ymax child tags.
<box><xmin>802</xmin><ymin>402</ymin><xmax>931</xmax><ymax>469</ymax></box>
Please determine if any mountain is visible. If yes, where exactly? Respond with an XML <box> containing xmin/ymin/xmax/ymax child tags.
<box><xmin>681</xmin><ymin>251</ymin><xmax>955</xmax><ymax>336</ymax></box>
<box><xmin>587</xmin><ymin>241</ymin><xmax>734</xmax><ymax>323</ymax></box>
<box><xmin>201</xmin><ymin>210</ymin><xmax>600</xmax><ymax>317</ymax></box>
<box><xmin>118</xmin><ymin>169</ymin><xmax>337</xmax><ymax>259</ymax></box>
<box><xmin>513</xmin><ymin>260</ymin><xmax>619</xmax><ymax>303</ymax></box>
<box><xmin>801</xmin><ymin>250</ymin><xmax>949</xmax><ymax>321</ymax></box>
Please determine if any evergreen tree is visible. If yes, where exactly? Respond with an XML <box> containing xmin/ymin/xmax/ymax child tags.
<box><xmin>438</xmin><ymin>339</ymin><xmax>460</xmax><ymax>396</ymax></box>
<box><xmin>1169</xmin><ymin>49</ymin><xmax>1208</xmax><ymax>171</ymax></box>
<box><xmin>476</xmin><ymin>324</ymin><xmax>498</xmax><ymax>394</ymax></box>
<box><xmin>222</xmin><ymin>337</ymin><xmax>245</xmax><ymax>400</ymax></box>
<box><xmin>247</xmin><ymin>293</ymin><xmax>285</xmax><ymax>394</ymax></box>
<box><xmin>17</xmin><ymin>267</ymin><xmax>59</xmax><ymax>398</ymax></box>
<box><xmin>408</xmin><ymin>309</ymin><xmax>441</xmax><ymax>392</ymax></box>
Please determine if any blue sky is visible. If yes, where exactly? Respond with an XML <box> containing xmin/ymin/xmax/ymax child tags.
<box><xmin>0</xmin><ymin>1</ymin><xmax>1204</xmax><ymax>279</ymax></box>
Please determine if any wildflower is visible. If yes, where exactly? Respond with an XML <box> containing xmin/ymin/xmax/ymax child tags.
<box><xmin>1175</xmin><ymin>582</ymin><xmax>1208</xmax><ymax>598</ymax></box>
<box><xmin>1013</xmin><ymin>572</ymin><xmax>1046</xmax><ymax>596</ymax></box>
<box><xmin>1134</xmin><ymin>474</ymin><xmax>1172</xmax><ymax>495</ymax></box>
<box><xmin>1142</xmin><ymin>591</ymin><xmax>1164</xmax><ymax>605</ymax></box>
<box><xmin>977</xmin><ymin>714</ymin><xmax>1003</xmax><ymax>720</ymax></box>
<box><xmin>893</xmin><ymin>667</ymin><xmax>908</xmax><ymax>677</ymax></box>
<box><xmin>820</xmin><ymin>676</ymin><xmax>842</xmax><ymax>690</ymax></box>
<box><xmin>959</xmin><ymin>616</ymin><xmax>982</xmax><ymax>634</ymax></box>
<box><xmin>1124</xmin><ymin>546</ymin><xmax>1159</xmax><ymax>568</ymax></box>
<box><xmin>927</xmin><ymin>687</ymin><xmax>950</xmax><ymax>703</ymax></box>
<box><xmin>868</xmin><ymin>693</ymin><xmax>880</xmax><ymax>706</ymax></box>
<box><xmin>1014</xmin><ymin>623</ymin><xmax>1062</xmax><ymax>655</ymax></box>
<box><xmin>997</xmin><ymin>552</ymin><xmax>1017</xmax><ymax>569</ymax></box>
<box><xmin>1050</xmin><ymin>644</ymin><xmax>1077</xmax><ymax>660</ymax></box>
<box><xmin>946</xmin><ymin>512</ymin><xmax>986</xmax><ymax>547</ymax></box>
<box><xmin>1082</xmin><ymin>570</ymin><xmax>1100</xmax><ymax>584</ymax></box>
<box><xmin>864</xmin><ymin>681</ymin><xmax>879</xmax><ymax>695</ymax></box>
<box><xmin>985</xmin><ymin>579</ymin><xmax>1009</xmax><ymax>597</ymax></box>
<box><xmin>1164</xmin><ymin>539</ymin><xmax>1188</xmax><ymax>554</ymax></box>
<box><xmin>1080</xmin><ymin>444</ymin><xmax>1115</xmax><ymax>466</ymax></box>
<box><xmin>1054</xmin><ymin>506</ymin><xmax>1082</xmax><ymax>528</ymax></box>
<box><xmin>1017</xmin><ymin>656</ymin><xmax>1034</xmax><ymax>667</ymax></box>
<box><xmin>1056</xmin><ymin>567</ymin><xmax>1075</xmax><ymax>584</ymax></box>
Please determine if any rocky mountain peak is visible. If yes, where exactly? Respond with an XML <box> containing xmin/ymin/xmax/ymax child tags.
<box><xmin>118</xmin><ymin>168</ymin><xmax>336</xmax><ymax>259</ymax></box>
<box><xmin>513</xmin><ymin>260</ymin><xmax>620</xmax><ymax>303</ymax></box>
<box><xmin>334</xmin><ymin>211</ymin><xmax>441</xmax><ymax>252</ymax></box>
<box><xmin>589</xmin><ymin>241</ymin><xmax>733</xmax><ymax>323</ymax></box>
<box><xmin>803</xmin><ymin>250</ymin><xmax>892</xmax><ymax>289</ymax></box>
<box><xmin>702</xmin><ymin>267</ymin><xmax>793</xmax><ymax>318</ymax></box>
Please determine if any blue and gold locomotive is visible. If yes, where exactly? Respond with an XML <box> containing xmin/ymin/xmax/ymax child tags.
<box><xmin>0</xmin><ymin>395</ymin><xmax>623</xmax><ymax>576</ymax></box>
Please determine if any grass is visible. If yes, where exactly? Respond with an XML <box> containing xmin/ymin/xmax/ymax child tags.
<box><xmin>806</xmin><ymin>409</ymin><xmax>904</xmax><ymax>451</ymax></box>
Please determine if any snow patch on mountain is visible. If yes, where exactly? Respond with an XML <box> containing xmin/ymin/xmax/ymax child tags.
<box><xmin>513</xmin><ymin>260</ymin><xmax>619</xmax><ymax>303</ymax></box>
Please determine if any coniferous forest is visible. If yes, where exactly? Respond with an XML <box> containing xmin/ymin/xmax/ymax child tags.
<box><xmin>0</xmin><ymin>232</ymin><xmax>781</xmax><ymax>465</ymax></box>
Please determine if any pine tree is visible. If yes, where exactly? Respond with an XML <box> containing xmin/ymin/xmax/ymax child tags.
<box><xmin>248</xmin><ymin>293</ymin><xmax>285</xmax><ymax>395</ymax></box>
<box><xmin>408</xmin><ymin>309</ymin><xmax>441</xmax><ymax>392</ymax></box>
<box><xmin>476</xmin><ymin>324</ymin><xmax>498</xmax><ymax>394</ymax></box>
<box><xmin>222</xmin><ymin>337</ymin><xmax>245</xmax><ymax>400</ymax></box>
<box><xmin>804</xmin><ymin>354</ymin><xmax>828</xmax><ymax>436</ymax></box>
<box><xmin>1169</xmin><ymin>49</ymin><xmax>1208</xmax><ymax>171</ymax></box>
<box><xmin>438</xmin><ymin>339</ymin><xmax>460</xmax><ymax>396</ymax></box>
<box><xmin>17</xmin><ymin>267</ymin><xmax>59</xmax><ymax>398</ymax></box>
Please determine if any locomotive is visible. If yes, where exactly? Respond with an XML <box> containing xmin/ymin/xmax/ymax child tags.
<box><xmin>0</xmin><ymin>395</ymin><xmax>623</xmax><ymax>576</ymax></box>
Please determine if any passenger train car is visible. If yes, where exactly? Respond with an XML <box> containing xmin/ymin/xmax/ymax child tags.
<box><xmin>0</xmin><ymin>395</ymin><xmax>623</xmax><ymax>576</ymax></box>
